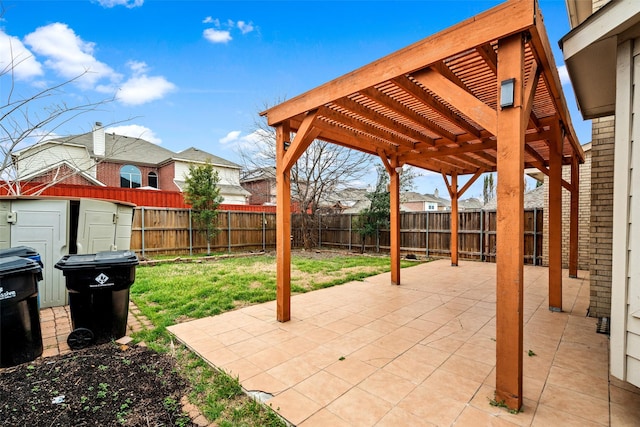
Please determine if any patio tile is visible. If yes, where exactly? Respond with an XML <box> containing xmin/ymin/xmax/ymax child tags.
<box><xmin>324</xmin><ymin>358</ymin><xmax>377</xmax><ymax>386</ymax></box>
<box><xmin>266</xmin><ymin>388</ymin><xmax>321</xmax><ymax>426</ymax></box>
<box><xmin>397</xmin><ymin>389</ymin><xmax>467</xmax><ymax>425</ymax></box>
<box><xmin>421</xmin><ymin>368</ymin><xmax>483</xmax><ymax>403</ymax></box>
<box><xmin>531</xmin><ymin>403</ymin><xmax>606</xmax><ymax>427</ymax></box>
<box><xmin>219</xmin><ymin>358</ymin><xmax>262</xmax><ymax>382</ymax></box>
<box><xmin>326</xmin><ymin>387</ymin><xmax>392</xmax><ymax>427</ymax></box>
<box><xmin>245</xmin><ymin>347</ymin><xmax>293</xmax><ymax>371</ymax></box>
<box><xmin>439</xmin><ymin>354</ymin><xmax>494</xmax><ymax>383</ymax></box>
<box><xmin>455</xmin><ymin>405</ymin><xmax>522</xmax><ymax>426</ymax></box>
<box><xmin>292</xmin><ymin>370</ymin><xmax>351</xmax><ymax>406</ymax></box>
<box><xmin>546</xmin><ymin>365</ymin><xmax>609</xmax><ymax>401</ymax></box>
<box><xmin>468</xmin><ymin>384</ymin><xmax>537</xmax><ymax>426</ymax></box>
<box><xmin>350</xmin><ymin>343</ymin><xmax>398</xmax><ymax>368</ymax></box>
<box><xmin>375</xmin><ymin>406</ymin><xmax>437</xmax><ymax>426</ymax></box>
<box><xmin>298</xmin><ymin>409</ymin><xmax>351</xmax><ymax>427</ymax></box>
<box><xmin>266</xmin><ymin>356</ymin><xmax>320</xmax><ymax>388</ymax></box>
<box><xmin>358</xmin><ymin>369</ymin><xmax>416</xmax><ymax>405</ymax></box>
<box><xmin>241</xmin><ymin>371</ymin><xmax>288</xmax><ymax>395</ymax></box>
<box><xmin>538</xmin><ymin>383</ymin><xmax>609</xmax><ymax>426</ymax></box>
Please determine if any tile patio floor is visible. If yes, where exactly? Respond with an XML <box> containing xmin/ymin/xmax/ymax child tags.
<box><xmin>168</xmin><ymin>259</ymin><xmax>640</xmax><ymax>426</ymax></box>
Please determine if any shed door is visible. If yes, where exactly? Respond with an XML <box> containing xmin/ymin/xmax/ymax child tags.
<box><xmin>0</xmin><ymin>200</ymin><xmax>12</xmax><ymax>249</ymax></box>
<box><xmin>10</xmin><ymin>199</ymin><xmax>69</xmax><ymax>308</ymax></box>
<box><xmin>75</xmin><ymin>199</ymin><xmax>120</xmax><ymax>254</ymax></box>
<box><xmin>114</xmin><ymin>204</ymin><xmax>134</xmax><ymax>251</ymax></box>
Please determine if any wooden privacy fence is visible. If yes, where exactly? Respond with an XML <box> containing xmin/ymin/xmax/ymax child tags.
<box><xmin>131</xmin><ymin>207</ymin><xmax>543</xmax><ymax>265</ymax></box>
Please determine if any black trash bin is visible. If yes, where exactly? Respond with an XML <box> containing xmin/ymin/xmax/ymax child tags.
<box><xmin>54</xmin><ymin>250</ymin><xmax>139</xmax><ymax>350</ymax></box>
<box><xmin>0</xmin><ymin>256</ymin><xmax>43</xmax><ymax>367</ymax></box>
<box><xmin>0</xmin><ymin>246</ymin><xmax>43</xmax><ymax>267</ymax></box>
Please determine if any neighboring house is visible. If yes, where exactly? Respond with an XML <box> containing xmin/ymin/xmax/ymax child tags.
<box><xmin>320</xmin><ymin>187</ymin><xmax>370</xmax><ymax>213</ymax></box>
<box><xmin>403</xmin><ymin>189</ymin><xmax>451</xmax><ymax>211</ymax></box>
<box><xmin>562</xmin><ymin>0</ymin><xmax>640</xmax><ymax>387</ymax></box>
<box><xmin>483</xmin><ymin>185</ymin><xmax>545</xmax><ymax>210</ymax></box>
<box><xmin>241</xmin><ymin>167</ymin><xmax>276</xmax><ymax>205</ymax></box>
<box><xmin>12</xmin><ymin>122</ymin><xmax>248</xmax><ymax>204</ymax></box>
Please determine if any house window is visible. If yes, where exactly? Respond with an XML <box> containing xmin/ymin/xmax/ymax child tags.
<box><xmin>120</xmin><ymin>165</ymin><xmax>141</xmax><ymax>188</ymax></box>
<box><xmin>148</xmin><ymin>171</ymin><xmax>158</xmax><ymax>189</ymax></box>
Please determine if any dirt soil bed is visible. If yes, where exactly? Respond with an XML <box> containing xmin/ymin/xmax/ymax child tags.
<box><xmin>0</xmin><ymin>343</ymin><xmax>194</xmax><ymax>426</ymax></box>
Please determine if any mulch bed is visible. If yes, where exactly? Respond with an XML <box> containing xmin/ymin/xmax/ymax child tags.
<box><xmin>0</xmin><ymin>343</ymin><xmax>194</xmax><ymax>426</ymax></box>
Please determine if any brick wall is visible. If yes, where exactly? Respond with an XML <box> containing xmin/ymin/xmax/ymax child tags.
<box><xmin>96</xmin><ymin>161</ymin><xmax>163</xmax><ymax>189</ymax></box>
<box><xmin>542</xmin><ymin>144</ymin><xmax>591</xmax><ymax>270</ymax></box>
<box><xmin>30</xmin><ymin>164</ymin><xmax>96</xmax><ymax>186</ymax></box>
<box><xmin>242</xmin><ymin>180</ymin><xmax>274</xmax><ymax>205</ymax></box>
<box><xmin>589</xmin><ymin>116</ymin><xmax>615</xmax><ymax>318</ymax></box>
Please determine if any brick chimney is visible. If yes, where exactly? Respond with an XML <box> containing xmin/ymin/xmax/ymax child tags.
<box><xmin>92</xmin><ymin>122</ymin><xmax>105</xmax><ymax>157</ymax></box>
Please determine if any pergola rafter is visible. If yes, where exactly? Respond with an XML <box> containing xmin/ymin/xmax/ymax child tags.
<box><xmin>261</xmin><ymin>0</ymin><xmax>584</xmax><ymax>411</ymax></box>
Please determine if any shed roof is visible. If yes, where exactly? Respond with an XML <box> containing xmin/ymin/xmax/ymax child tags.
<box><xmin>262</xmin><ymin>0</ymin><xmax>584</xmax><ymax>177</ymax></box>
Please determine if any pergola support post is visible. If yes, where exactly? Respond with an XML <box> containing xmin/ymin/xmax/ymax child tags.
<box><xmin>495</xmin><ymin>33</ymin><xmax>525</xmax><ymax>412</ymax></box>
<box><xmin>390</xmin><ymin>157</ymin><xmax>401</xmax><ymax>285</ymax></box>
<box><xmin>569</xmin><ymin>154</ymin><xmax>579</xmax><ymax>278</ymax></box>
<box><xmin>443</xmin><ymin>172</ymin><xmax>459</xmax><ymax>266</ymax></box>
<box><xmin>276</xmin><ymin>122</ymin><xmax>292</xmax><ymax>322</ymax></box>
<box><xmin>548</xmin><ymin>124</ymin><xmax>563</xmax><ymax>311</ymax></box>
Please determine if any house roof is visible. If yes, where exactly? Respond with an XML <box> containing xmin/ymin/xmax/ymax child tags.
<box><xmin>561</xmin><ymin>0</ymin><xmax>640</xmax><ymax>119</ymax></box>
<box><xmin>56</xmin><ymin>132</ymin><xmax>176</xmax><ymax>166</ymax></box>
<box><xmin>241</xmin><ymin>167</ymin><xmax>277</xmax><ymax>183</ymax></box>
<box><xmin>174</xmin><ymin>147</ymin><xmax>241</xmax><ymax>169</ymax></box>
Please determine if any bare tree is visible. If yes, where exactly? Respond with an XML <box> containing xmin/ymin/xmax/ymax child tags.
<box><xmin>1</xmin><ymin>30</ymin><xmax>124</xmax><ymax>195</ymax></box>
<box><xmin>239</xmin><ymin>110</ymin><xmax>373</xmax><ymax>249</ymax></box>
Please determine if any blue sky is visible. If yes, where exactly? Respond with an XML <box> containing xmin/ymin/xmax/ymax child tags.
<box><xmin>1</xmin><ymin>0</ymin><xmax>589</xmax><ymax>200</ymax></box>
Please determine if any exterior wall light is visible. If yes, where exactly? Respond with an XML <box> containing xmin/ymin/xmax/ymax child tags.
<box><xmin>500</xmin><ymin>78</ymin><xmax>515</xmax><ymax>108</ymax></box>
<box><xmin>395</xmin><ymin>166</ymin><xmax>403</xmax><ymax>174</ymax></box>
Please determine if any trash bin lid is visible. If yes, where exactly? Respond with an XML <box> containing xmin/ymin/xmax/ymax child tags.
<box><xmin>0</xmin><ymin>256</ymin><xmax>42</xmax><ymax>278</ymax></box>
<box><xmin>0</xmin><ymin>246</ymin><xmax>39</xmax><ymax>258</ymax></box>
<box><xmin>55</xmin><ymin>250</ymin><xmax>139</xmax><ymax>271</ymax></box>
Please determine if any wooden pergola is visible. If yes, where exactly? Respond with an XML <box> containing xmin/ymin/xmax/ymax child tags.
<box><xmin>261</xmin><ymin>0</ymin><xmax>584</xmax><ymax>411</ymax></box>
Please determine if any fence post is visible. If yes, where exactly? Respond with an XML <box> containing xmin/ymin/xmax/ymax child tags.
<box><xmin>227</xmin><ymin>211</ymin><xmax>231</xmax><ymax>254</ymax></box>
<box><xmin>480</xmin><ymin>209</ymin><xmax>484</xmax><ymax>262</ymax></box>
<box><xmin>262</xmin><ymin>212</ymin><xmax>266</xmax><ymax>251</ymax></box>
<box><xmin>376</xmin><ymin>225</ymin><xmax>380</xmax><ymax>253</ymax></box>
<box><xmin>141</xmin><ymin>207</ymin><xmax>145</xmax><ymax>259</ymax></box>
<box><xmin>318</xmin><ymin>213</ymin><xmax>322</xmax><ymax>248</ymax></box>
<box><xmin>533</xmin><ymin>208</ymin><xmax>538</xmax><ymax>266</ymax></box>
<box><xmin>425</xmin><ymin>211</ymin><xmax>429</xmax><ymax>258</ymax></box>
<box><xmin>189</xmin><ymin>209</ymin><xmax>193</xmax><ymax>256</ymax></box>
<box><xmin>348</xmin><ymin>214</ymin><xmax>352</xmax><ymax>252</ymax></box>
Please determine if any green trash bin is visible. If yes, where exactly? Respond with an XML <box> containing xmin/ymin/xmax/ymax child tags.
<box><xmin>0</xmin><ymin>256</ymin><xmax>43</xmax><ymax>367</ymax></box>
<box><xmin>55</xmin><ymin>251</ymin><xmax>139</xmax><ymax>350</ymax></box>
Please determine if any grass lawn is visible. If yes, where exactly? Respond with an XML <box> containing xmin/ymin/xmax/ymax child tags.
<box><xmin>130</xmin><ymin>251</ymin><xmax>422</xmax><ymax>426</ymax></box>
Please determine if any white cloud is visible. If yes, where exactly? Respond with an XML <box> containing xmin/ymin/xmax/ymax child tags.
<box><xmin>23</xmin><ymin>23</ymin><xmax>118</xmax><ymax>88</ymax></box>
<box><xmin>202</xmin><ymin>16</ymin><xmax>218</xmax><ymax>25</ymax></box>
<box><xmin>0</xmin><ymin>30</ymin><xmax>43</xmax><ymax>80</ymax></box>
<box><xmin>127</xmin><ymin>60</ymin><xmax>149</xmax><ymax>75</ymax></box>
<box><xmin>237</xmin><ymin>21</ymin><xmax>254</xmax><ymax>35</ymax></box>
<box><xmin>116</xmin><ymin>74</ymin><xmax>176</xmax><ymax>105</ymax></box>
<box><xmin>105</xmin><ymin>124</ymin><xmax>161</xmax><ymax>144</ymax></box>
<box><xmin>557</xmin><ymin>65</ymin><xmax>571</xmax><ymax>86</ymax></box>
<box><xmin>95</xmin><ymin>0</ymin><xmax>144</xmax><ymax>8</ymax></box>
<box><xmin>203</xmin><ymin>28</ymin><xmax>232</xmax><ymax>44</ymax></box>
<box><xmin>219</xmin><ymin>130</ymin><xmax>242</xmax><ymax>144</ymax></box>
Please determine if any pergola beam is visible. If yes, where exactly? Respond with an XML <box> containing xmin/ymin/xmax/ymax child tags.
<box><xmin>412</xmin><ymin>69</ymin><xmax>497</xmax><ymax>136</ymax></box>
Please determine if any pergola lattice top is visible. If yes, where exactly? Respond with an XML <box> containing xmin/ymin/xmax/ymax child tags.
<box><xmin>262</xmin><ymin>0</ymin><xmax>584</xmax><ymax>176</ymax></box>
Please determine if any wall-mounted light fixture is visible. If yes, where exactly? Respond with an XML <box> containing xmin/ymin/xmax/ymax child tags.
<box><xmin>283</xmin><ymin>140</ymin><xmax>291</xmax><ymax>150</ymax></box>
<box><xmin>500</xmin><ymin>78</ymin><xmax>515</xmax><ymax>109</ymax></box>
<box><xmin>395</xmin><ymin>166</ymin><xmax>403</xmax><ymax>175</ymax></box>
